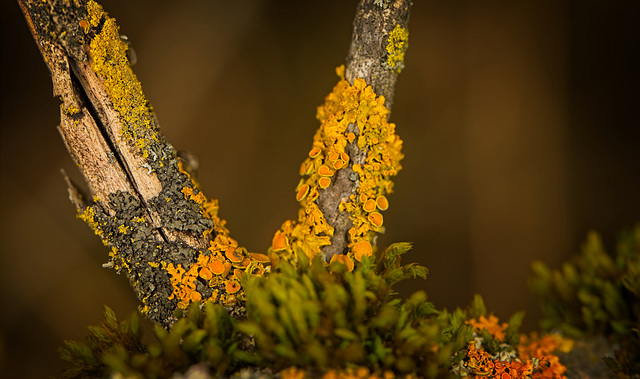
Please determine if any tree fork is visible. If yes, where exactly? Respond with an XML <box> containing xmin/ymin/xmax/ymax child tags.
<box><xmin>20</xmin><ymin>0</ymin><xmax>411</xmax><ymax>326</ymax></box>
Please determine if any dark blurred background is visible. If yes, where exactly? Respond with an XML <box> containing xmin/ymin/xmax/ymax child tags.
<box><xmin>1</xmin><ymin>1</ymin><xmax>639</xmax><ymax>377</ymax></box>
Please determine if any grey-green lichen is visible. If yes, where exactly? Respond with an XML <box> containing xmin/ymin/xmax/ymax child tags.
<box><xmin>78</xmin><ymin>191</ymin><xmax>182</xmax><ymax>324</ymax></box>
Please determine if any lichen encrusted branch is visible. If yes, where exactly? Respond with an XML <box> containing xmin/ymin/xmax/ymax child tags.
<box><xmin>19</xmin><ymin>0</ymin><xmax>269</xmax><ymax>327</ymax></box>
<box><xmin>269</xmin><ymin>0</ymin><xmax>410</xmax><ymax>265</ymax></box>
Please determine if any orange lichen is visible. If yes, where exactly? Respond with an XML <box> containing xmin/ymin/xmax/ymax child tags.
<box><xmin>82</xmin><ymin>1</ymin><xmax>272</xmax><ymax>316</ymax></box>
<box><xmin>363</xmin><ymin>199</ymin><xmax>377</xmax><ymax>212</ymax></box>
<box><xmin>519</xmin><ymin>333</ymin><xmax>570</xmax><ymax>379</ymax></box>
<box><xmin>272</xmin><ymin>230</ymin><xmax>288</xmax><ymax>251</ymax></box>
<box><xmin>318</xmin><ymin>165</ymin><xmax>335</xmax><ymax>177</ymax></box>
<box><xmin>250</xmin><ymin>252</ymin><xmax>271</xmax><ymax>263</ymax></box>
<box><xmin>318</xmin><ymin>177</ymin><xmax>332</xmax><ymax>189</ymax></box>
<box><xmin>376</xmin><ymin>195</ymin><xmax>389</xmax><ymax>211</ymax></box>
<box><xmin>352</xmin><ymin>240</ymin><xmax>373</xmax><ymax>261</ymax></box>
<box><xmin>209</xmin><ymin>259</ymin><xmax>225</xmax><ymax>275</ymax></box>
<box><xmin>332</xmin><ymin>159</ymin><xmax>345</xmax><ymax>170</ymax></box>
<box><xmin>189</xmin><ymin>291</ymin><xmax>202</xmax><ymax>302</ymax></box>
<box><xmin>368</xmin><ymin>212</ymin><xmax>383</xmax><ymax>227</ymax></box>
<box><xmin>309</xmin><ymin>147</ymin><xmax>322</xmax><ymax>158</ymax></box>
<box><xmin>296</xmin><ymin>183</ymin><xmax>310</xmax><ymax>201</ymax></box>
<box><xmin>460</xmin><ymin>342</ymin><xmax>533</xmax><ymax>379</ymax></box>
<box><xmin>330</xmin><ymin>254</ymin><xmax>354</xmax><ymax>272</ymax></box>
<box><xmin>199</xmin><ymin>267</ymin><xmax>212</xmax><ymax>280</ymax></box>
<box><xmin>225</xmin><ymin>247</ymin><xmax>244</xmax><ymax>263</ymax></box>
<box><xmin>467</xmin><ymin>314</ymin><xmax>509</xmax><ymax>341</ymax></box>
<box><xmin>281</xmin><ymin>367</ymin><xmax>305</xmax><ymax>379</ymax></box>
<box><xmin>269</xmin><ymin>66</ymin><xmax>402</xmax><ymax>268</ymax></box>
<box><xmin>225</xmin><ymin>280</ymin><xmax>241</xmax><ymax>294</ymax></box>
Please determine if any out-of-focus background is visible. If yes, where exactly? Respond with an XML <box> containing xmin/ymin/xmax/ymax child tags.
<box><xmin>1</xmin><ymin>1</ymin><xmax>638</xmax><ymax>377</ymax></box>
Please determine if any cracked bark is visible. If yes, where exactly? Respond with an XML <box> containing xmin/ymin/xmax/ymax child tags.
<box><xmin>319</xmin><ymin>0</ymin><xmax>412</xmax><ymax>260</ymax></box>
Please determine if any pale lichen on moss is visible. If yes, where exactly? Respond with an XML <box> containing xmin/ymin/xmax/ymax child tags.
<box><xmin>386</xmin><ymin>24</ymin><xmax>408</xmax><ymax>73</ymax></box>
<box><xmin>270</xmin><ymin>66</ymin><xmax>403</xmax><ymax>270</ymax></box>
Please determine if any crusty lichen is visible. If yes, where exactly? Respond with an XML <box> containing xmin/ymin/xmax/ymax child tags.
<box><xmin>88</xmin><ymin>1</ymin><xmax>157</xmax><ymax>160</ymax></box>
<box><xmin>386</xmin><ymin>24</ymin><xmax>408</xmax><ymax>73</ymax></box>
<box><xmin>270</xmin><ymin>66</ymin><xmax>403</xmax><ymax>270</ymax></box>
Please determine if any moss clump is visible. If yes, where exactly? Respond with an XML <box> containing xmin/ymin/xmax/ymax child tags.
<box><xmin>61</xmin><ymin>240</ymin><xmax>574</xmax><ymax>379</ymax></box>
<box><xmin>59</xmin><ymin>303</ymin><xmax>250</xmax><ymax>379</ymax></box>
<box><xmin>530</xmin><ymin>225</ymin><xmax>640</xmax><ymax>377</ymax></box>
<box><xmin>238</xmin><ymin>244</ymin><xmax>455</xmax><ymax>376</ymax></box>
<box><xmin>58</xmin><ymin>243</ymin><xmax>468</xmax><ymax>378</ymax></box>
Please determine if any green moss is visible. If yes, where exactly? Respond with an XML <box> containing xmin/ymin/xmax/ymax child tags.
<box><xmin>531</xmin><ymin>225</ymin><xmax>640</xmax><ymax>376</ymax></box>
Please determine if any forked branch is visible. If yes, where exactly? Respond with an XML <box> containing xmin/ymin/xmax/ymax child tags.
<box><xmin>19</xmin><ymin>0</ymin><xmax>411</xmax><ymax>327</ymax></box>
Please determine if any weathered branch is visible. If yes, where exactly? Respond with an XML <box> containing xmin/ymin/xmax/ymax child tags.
<box><xmin>320</xmin><ymin>0</ymin><xmax>411</xmax><ymax>260</ymax></box>
<box><xmin>18</xmin><ymin>0</ymin><xmax>267</xmax><ymax>327</ymax></box>
<box><xmin>345</xmin><ymin>0</ymin><xmax>412</xmax><ymax>111</ymax></box>
<box><xmin>269</xmin><ymin>0</ymin><xmax>411</xmax><ymax>264</ymax></box>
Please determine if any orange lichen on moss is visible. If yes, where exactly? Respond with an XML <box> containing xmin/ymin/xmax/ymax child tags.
<box><xmin>467</xmin><ymin>314</ymin><xmax>509</xmax><ymax>341</ymax></box>
<box><xmin>456</xmin><ymin>314</ymin><xmax>570</xmax><ymax>378</ymax></box>
<box><xmin>458</xmin><ymin>342</ymin><xmax>533</xmax><ymax>379</ymax></box>
<box><xmin>270</xmin><ymin>66</ymin><xmax>403</xmax><ymax>267</ymax></box>
<box><xmin>519</xmin><ymin>333</ymin><xmax>571</xmax><ymax>379</ymax></box>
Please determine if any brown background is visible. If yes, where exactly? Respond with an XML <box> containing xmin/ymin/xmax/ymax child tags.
<box><xmin>1</xmin><ymin>1</ymin><xmax>639</xmax><ymax>377</ymax></box>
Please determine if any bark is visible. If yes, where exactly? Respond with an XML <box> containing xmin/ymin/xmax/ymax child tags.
<box><xmin>319</xmin><ymin>0</ymin><xmax>412</xmax><ymax>260</ymax></box>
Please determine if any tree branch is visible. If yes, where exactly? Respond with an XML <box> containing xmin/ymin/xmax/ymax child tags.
<box><xmin>18</xmin><ymin>0</ymin><xmax>268</xmax><ymax>327</ymax></box>
<box><xmin>321</xmin><ymin>0</ymin><xmax>411</xmax><ymax>261</ymax></box>
<box><xmin>270</xmin><ymin>0</ymin><xmax>411</xmax><ymax>264</ymax></box>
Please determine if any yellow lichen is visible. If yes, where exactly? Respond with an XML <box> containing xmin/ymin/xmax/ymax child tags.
<box><xmin>86</xmin><ymin>0</ymin><xmax>104</xmax><ymax>28</ymax></box>
<box><xmin>62</xmin><ymin>104</ymin><xmax>80</xmax><ymax>115</ymax></box>
<box><xmin>78</xmin><ymin>206</ymin><xmax>104</xmax><ymax>239</ymax></box>
<box><xmin>386</xmin><ymin>24</ymin><xmax>409</xmax><ymax>73</ymax></box>
<box><xmin>89</xmin><ymin>12</ymin><xmax>157</xmax><ymax>160</ymax></box>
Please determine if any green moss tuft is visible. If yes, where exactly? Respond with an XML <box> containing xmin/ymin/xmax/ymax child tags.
<box><xmin>530</xmin><ymin>225</ymin><xmax>640</xmax><ymax>376</ymax></box>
